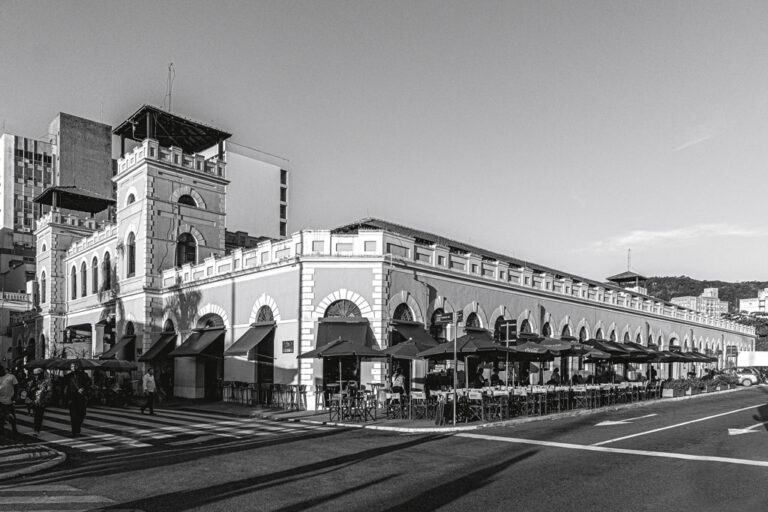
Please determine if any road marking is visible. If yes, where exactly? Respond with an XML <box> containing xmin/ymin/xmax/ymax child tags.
<box><xmin>0</xmin><ymin>484</ymin><xmax>78</xmax><ymax>491</ymax></box>
<box><xmin>0</xmin><ymin>495</ymin><xmax>112</xmax><ymax>504</ymax></box>
<box><xmin>728</xmin><ymin>420</ymin><xmax>768</xmax><ymax>435</ymax></box>
<box><xmin>593</xmin><ymin>404</ymin><xmax>760</xmax><ymax>446</ymax></box>
<box><xmin>458</xmin><ymin>433</ymin><xmax>768</xmax><ymax>468</ymax></box>
<box><xmin>595</xmin><ymin>413</ymin><xmax>657</xmax><ymax>426</ymax></box>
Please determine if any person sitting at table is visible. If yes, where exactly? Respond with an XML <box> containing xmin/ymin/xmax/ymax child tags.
<box><xmin>489</xmin><ymin>368</ymin><xmax>501</xmax><ymax>387</ymax></box>
<box><xmin>391</xmin><ymin>369</ymin><xmax>405</xmax><ymax>394</ymax></box>
<box><xmin>571</xmin><ymin>374</ymin><xmax>583</xmax><ymax>385</ymax></box>
<box><xmin>546</xmin><ymin>368</ymin><xmax>561</xmax><ymax>385</ymax></box>
<box><xmin>473</xmin><ymin>367</ymin><xmax>486</xmax><ymax>388</ymax></box>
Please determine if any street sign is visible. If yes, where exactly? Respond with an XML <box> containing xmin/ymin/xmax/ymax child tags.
<box><xmin>501</xmin><ymin>320</ymin><xmax>517</xmax><ymax>340</ymax></box>
<box><xmin>437</xmin><ymin>313</ymin><xmax>454</xmax><ymax>324</ymax></box>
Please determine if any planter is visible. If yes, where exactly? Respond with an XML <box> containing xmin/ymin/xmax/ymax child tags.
<box><xmin>662</xmin><ymin>388</ymin><xmax>683</xmax><ymax>398</ymax></box>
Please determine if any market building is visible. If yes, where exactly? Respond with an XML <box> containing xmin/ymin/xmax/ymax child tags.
<box><xmin>33</xmin><ymin>106</ymin><xmax>756</xmax><ymax>408</ymax></box>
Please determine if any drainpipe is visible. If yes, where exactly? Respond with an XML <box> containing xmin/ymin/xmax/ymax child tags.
<box><xmin>296</xmin><ymin>242</ymin><xmax>303</xmax><ymax>403</ymax></box>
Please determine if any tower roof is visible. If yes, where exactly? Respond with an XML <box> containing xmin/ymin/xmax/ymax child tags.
<box><xmin>113</xmin><ymin>105</ymin><xmax>231</xmax><ymax>154</ymax></box>
<box><xmin>605</xmin><ymin>270</ymin><xmax>648</xmax><ymax>283</ymax></box>
<box><xmin>34</xmin><ymin>186</ymin><xmax>115</xmax><ymax>213</ymax></box>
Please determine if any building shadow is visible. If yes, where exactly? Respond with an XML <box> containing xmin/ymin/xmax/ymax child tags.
<box><xmin>752</xmin><ymin>385</ymin><xmax>768</xmax><ymax>432</ymax></box>
<box><xmin>377</xmin><ymin>450</ymin><xmax>539</xmax><ymax>512</ymax></box>
<box><xmin>90</xmin><ymin>434</ymin><xmax>449</xmax><ymax>511</ymax></box>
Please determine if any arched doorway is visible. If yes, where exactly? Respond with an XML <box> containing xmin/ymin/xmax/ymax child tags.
<box><xmin>198</xmin><ymin>314</ymin><xmax>225</xmax><ymax>400</ymax></box>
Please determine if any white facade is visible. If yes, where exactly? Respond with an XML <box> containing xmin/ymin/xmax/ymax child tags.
<box><xmin>740</xmin><ymin>288</ymin><xmax>768</xmax><ymax>315</ymax></box>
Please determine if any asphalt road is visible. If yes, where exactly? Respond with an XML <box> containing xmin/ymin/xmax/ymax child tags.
<box><xmin>7</xmin><ymin>387</ymin><xmax>768</xmax><ymax>512</ymax></box>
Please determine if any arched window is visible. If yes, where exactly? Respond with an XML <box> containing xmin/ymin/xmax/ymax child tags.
<box><xmin>40</xmin><ymin>334</ymin><xmax>46</xmax><ymax>358</ymax></box>
<box><xmin>324</xmin><ymin>300</ymin><xmax>361</xmax><ymax>318</ymax></box>
<box><xmin>648</xmin><ymin>334</ymin><xmax>654</xmax><ymax>346</ymax></box>
<box><xmin>103</xmin><ymin>252</ymin><xmax>111</xmax><ymax>291</ymax></box>
<box><xmin>40</xmin><ymin>271</ymin><xmax>46</xmax><ymax>303</ymax></box>
<box><xmin>163</xmin><ymin>319</ymin><xmax>175</xmax><ymax>333</ymax></box>
<box><xmin>494</xmin><ymin>316</ymin><xmax>510</xmax><ymax>342</ymax></box>
<box><xmin>623</xmin><ymin>331</ymin><xmax>631</xmax><ymax>343</ymax></box>
<box><xmin>595</xmin><ymin>328</ymin><xmax>604</xmax><ymax>340</ymax></box>
<box><xmin>126</xmin><ymin>193</ymin><xmax>135</xmax><ymax>205</ymax></box>
<box><xmin>175</xmin><ymin>233</ymin><xmax>197</xmax><ymax>267</ymax></box>
<box><xmin>91</xmin><ymin>257</ymin><xmax>99</xmax><ymax>294</ymax></box>
<box><xmin>126</xmin><ymin>233</ymin><xmax>136</xmax><ymax>278</ymax></box>
<box><xmin>393</xmin><ymin>303</ymin><xmax>413</xmax><ymax>322</ymax></box>
<box><xmin>636</xmin><ymin>333</ymin><xmax>642</xmax><ymax>344</ymax></box>
<box><xmin>561</xmin><ymin>324</ymin><xmax>572</xmax><ymax>338</ymax></box>
<box><xmin>256</xmin><ymin>305</ymin><xmax>274</xmax><ymax>322</ymax></box>
<box><xmin>125</xmin><ymin>322</ymin><xmax>135</xmax><ymax>336</ymax></box>
<box><xmin>198</xmin><ymin>314</ymin><xmax>224</xmax><ymax>329</ymax></box>
<box><xmin>178</xmin><ymin>194</ymin><xmax>197</xmax><ymax>207</ymax></box>
<box><xmin>579</xmin><ymin>326</ymin><xmax>587</xmax><ymax>342</ymax></box>
<box><xmin>519</xmin><ymin>319</ymin><xmax>532</xmax><ymax>335</ymax></box>
<box><xmin>609</xmin><ymin>330</ymin><xmax>616</xmax><ymax>342</ymax></box>
<box><xmin>41</xmin><ymin>243</ymin><xmax>46</xmax><ymax>252</ymax></box>
<box><xmin>80</xmin><ymin>262</ymin><xmax>87</xmax><ymax>297</ymax></box>
<box><xmin>70</xmin><ymin>266</ymin><xmax>77</xmax><ymax>300</ymax></box>
<box><xmin>465</xmin><ymin>312</ymin><xmax>480</xmax><ymax>328</ymax></box>
<box><xmin>542</xmin><ymin>322</ymin><xmax>552</xmax><ymax>337</ymax></box>
<box><xmin>430</xmin><ymin>308</ymin><xmax>446</xmax><ymax>341</ymax></box>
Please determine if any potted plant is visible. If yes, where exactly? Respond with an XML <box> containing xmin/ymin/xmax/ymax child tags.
<box><xmin>662</xmin><ymin>379</ymin><xmax>688</xmax><ymax>398</ymax></box>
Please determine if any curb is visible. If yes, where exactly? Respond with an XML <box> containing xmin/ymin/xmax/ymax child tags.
<box><xmin>0</xmin><ymin>446</ymin><xmax>67</xmax><ymax>482</ymax></box>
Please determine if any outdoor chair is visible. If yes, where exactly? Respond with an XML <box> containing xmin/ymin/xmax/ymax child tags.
<box><xmin>487</xmin><ymin>390</ymin><xmax>509</xmax><ymax>421</ymax></box>
<box><xmin>328</xmin><ymin>393</ymin><xmax>344</xmax><ymax>421</ymax></box>
<box><xmin>385</xmin><ymin>392</ymin><xmax>404</xmax><ymax>419</ymax></box>
<box><xmin>466</xmin><ymin>391</ymin><xmax>484</xmax><ymax>423</ymax></box>
<box><xmin>510</xmin><ymin>389</ymin><xmax>529</xmax><ymax>417</ymax></box>
<box><xmin>411</xmin><ymin>391</ymin><xmax>428</xmax><ymax>420</ymax></box>
<box><xmin>572</xmin><ymin>386</ymin><xmax>588</xmax><ymax>409</ymax></box>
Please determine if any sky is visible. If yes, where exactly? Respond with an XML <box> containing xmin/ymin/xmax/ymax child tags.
<box><xmin>2</xmin><ymin>1</ymin><xmax>768</xmax><ymax>282</ymax></box>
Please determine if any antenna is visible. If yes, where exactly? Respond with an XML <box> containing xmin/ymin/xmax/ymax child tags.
<box><xmin>627</xmin><ymin>248</ymin><xmax>631</xmax><ymax>271</ymax></box>
<box><xmin>165</xmin><ymin>62</ymin><xmax>175</xmax><ymax>112</ymax></box>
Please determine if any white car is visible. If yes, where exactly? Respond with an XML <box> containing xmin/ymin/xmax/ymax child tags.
<box><xmin>734</xmin><ymin>368</ymin><xmax>760</xmax><ymax>387</ymax></box>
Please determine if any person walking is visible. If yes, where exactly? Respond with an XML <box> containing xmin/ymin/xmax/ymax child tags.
<box><xmin>141</xmin><ymin>367</ymin><xmax>157</xmax><ymax>415</ymax></box>
<box><xmin>0</xmin><ymin>366</ymin><xmax>18</xmax><ymax>441</ymax></box>
<box><xmin>65</xmin><ymin>362</ymin><xmax>92</xmax><ymax>438</ymax></box>
<box><xmin>26</xmin><ymin>368</ymin><xmax>52</xmax><ymax>437</ymax></box>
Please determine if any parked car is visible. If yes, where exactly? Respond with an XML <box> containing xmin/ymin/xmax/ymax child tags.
<box><xmin>731</xmin><ymin>367</ymin><xmax>761</xmax><ymax>387</ymax></box>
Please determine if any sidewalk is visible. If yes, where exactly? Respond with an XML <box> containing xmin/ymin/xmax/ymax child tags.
<box><xmin>163</xmin><ymin>385</ymin><xmax>752</xmax><ymax>434</ymax></box>
<box><xmin>0</xmin><ymin>441</ymin><xmax>66</xmax><ymax>482</ymax></box>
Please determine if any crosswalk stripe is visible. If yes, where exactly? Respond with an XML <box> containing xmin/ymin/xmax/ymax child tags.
<box><xmin>11</xmin><ymin>405</ymin><xmax>334</xmax><ymax>454</ymax></box>
<box><xmin>15</xmin><ymin>410</ymin><xmax>150</xmax><ymax>450</ymax></box>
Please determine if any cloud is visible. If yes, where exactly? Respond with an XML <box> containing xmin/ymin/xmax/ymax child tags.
<box><xmin>575</xmin><ymin>223</ymin><xmax>768</xmax><ymax>253</ymax></box>
<box><xmin>673</xmin><ymin>134</ymin><xmax>713</xmax><ymax>152</ymax></box>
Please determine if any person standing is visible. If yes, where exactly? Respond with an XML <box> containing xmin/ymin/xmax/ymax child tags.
<box><xmin>141</xmin><ymin>367</ymin><xmax>157</xmax><ymax>415</ymax></box>
<box><xmin>65</xmin><ymin>362</ymin><xmax>92</xmax><ymax>438</ymax></box>
<box><xmin>26</xmin><ymin>368</ymin><xmax>52</xmax><ymax>437</ymax></box>
<box><xmin>0</xmin><ymin>366</ymin><xmax>18</xmax><ymax>441</ymax></box>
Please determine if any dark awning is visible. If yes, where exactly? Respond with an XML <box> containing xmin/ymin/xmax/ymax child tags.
<box><xmin>34</xmin><ymin>186</ymin><xmax>115</xmax><ymax>213</ymax></box>
<box><xmin>315</xmin><ymin>318</ymin><xmax>371</xmax><ymax>347</ymax></box>
<box><xmin>168</xmin><ymin>328</ymin><xmax>225</xmax><ymax>357</ymax></box>
<box><xmin>99</xmin><ymin>335</ymin><xmax>135</xmax><ymax>360</ymax></box>
<box><xmin>224</xmin><ymin>322</ymin><xmax>275</xmax><ymax>359</ymax></box>
<box><xmin>138</xmin><ymin>333</ymin><xmax>177</xmax><ymax>362</ymax></box>
<box><xmin>390</xmin><ymin>321</ymin><xmax>438</xmax><ymax>349</ymax></box>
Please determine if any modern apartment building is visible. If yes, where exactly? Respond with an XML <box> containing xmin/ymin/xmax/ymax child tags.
<box><xmin>0</xmin><ymin>113</ymin><xmax>112</xmax><ymax>237</ymax></box>
<box><xmin>739</xmin><ymin>288</ymin><xmax>768</xmax><ymax>315</ymax></box>
<box><xmin>671</xmin><ymin>287</ymin><xmax>729</xmax><ymax>317</ymax></box>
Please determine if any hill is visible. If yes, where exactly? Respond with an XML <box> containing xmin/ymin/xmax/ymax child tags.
<box><xmin>645</xmin><ymin>276</ymin><xmax>768</xmax><ymax>313</ymax></box>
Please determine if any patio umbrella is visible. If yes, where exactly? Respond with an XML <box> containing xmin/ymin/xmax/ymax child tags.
<box><xmin>25</xmin><ymin>358</ymin><xmax>58</xmax><ymax>370</ymax></box>
<box><xmin>381</xmin><ymin>338</ymin><xmax>438</xmax><ymax>418</ymax></box>
<box><xmin>98</xmin><ymin>359</ymin><xmax>138</xmax><ymax>371</ymax></box>
<box><xmin>299</xmin><ymin>337</ymin><xmax>385</xmax><ymax>395</ymax></box>
<box><xmin>49</xmin><ymin>358</ymin><xmax>103</xmax><ymax>371</ymax></box>
<box><xmin>417</xmin><ymin>331</ymin><xmax>514</xmax><ymax>387</ymax></box>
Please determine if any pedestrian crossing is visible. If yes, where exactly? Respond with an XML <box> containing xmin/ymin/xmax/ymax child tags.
<box><xmin>13</xmin><ymin>406</ymin><xmax>334</xmax><ymax>454</ymax></box>
<box><xmin>0</xmin><ymin>483</ymin><xmax>113</xmax><ymax>511</ymax></box>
